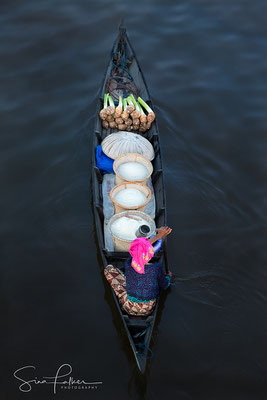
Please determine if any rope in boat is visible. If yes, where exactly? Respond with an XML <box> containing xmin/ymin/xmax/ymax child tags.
<box><xmin>136</xmin><ymin>343</ymin><xmax>154</xmax><ymax>359</ymax></box>
<box><xmin>106</xmin><ymin>37</ymin><xmax>139</xmax><ymax>100</ymax></box>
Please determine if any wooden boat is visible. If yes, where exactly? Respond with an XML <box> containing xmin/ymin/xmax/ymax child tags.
<box><xmin>92</xmin><ymin>25</ymin><xmax>167</xmax><ymax>373</ymax></box>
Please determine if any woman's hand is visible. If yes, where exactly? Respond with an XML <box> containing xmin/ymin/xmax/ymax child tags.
<box><xmin>157</xmin><ymin>226</ymin><xmax>172</xmax><ymax>239</ymax></box>
<box><xmin>149</xmin><ymin>226</ymin><xmax>172</xmax><ymax>245</ymax></box>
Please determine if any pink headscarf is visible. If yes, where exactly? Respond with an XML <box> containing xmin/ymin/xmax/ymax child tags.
<box><xmin>129</xmin><ymin>237</ymin><xmax>155</xmax><ymax>274</ymax></box>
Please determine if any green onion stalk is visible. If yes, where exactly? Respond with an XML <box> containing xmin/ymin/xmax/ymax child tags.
<box><xmin>106</xmin><ymin>114</ymin><xmax>114</xmax><ymax>122</ymax></box>
<box><xmin>106</xmin><ymin>94</ymin><xmax>115</xmax><ymax>115</ymax></box>
<box><xmin>114</xmin><ymin>96</ymin><xmax>123</xmax><ymax>118</ymax></box>
<box><xmin>139</xmin><ymin>125</ymin><xmax>146</xmax><ymax>133</ymax></box>
<box><xmin>139</xmin><ymin>102</ymin><xmax>147</xmax><ymax>124</ymax></box>
<box><xmin>140</xmin><ymin>120</ymin><xmax>151</xmax><ymax>132</ymax></box>
<box><xmin>138</xmin><ymin>97</ymin><xmax>155</xmax><ymax>122</ymax></box>
<box><xmin>121</xmin><ymin>99</ymin><xmax>129</xmax><ymax>121</ymax></box>
<box><xmin>133</xmin><ymin>123</ymin><xmax>140</xmax><ymax>129</ymax></box>
<box><xmin>118</xmin><ymin>123</ymin><xmax>127</xmax><ymax>130</ymax></box>
<box><xmin>125</xmin><ymin>118</ymin><xmax>132</xmax><ymax>126</ymax></box>
<box><xmin>126</xmin><ymin>96</ymin><xmax>135</xmax><ymax>114</ymax></box>
<box><xmin>115</xmin><ymin>117</ymin><xmax>124</xmax><ymax>125</ymax></box>
<box><xmin>139</xmin><ymin>118</ymin><xmax>147</xmax><ymax>131</ymax></box>
<box><xmin>99</xmin><ymin>93</ymin><xmax>109</xmax><ymax>120</ymax></box>
<box><xmin>102</xmin><ymin>120</ymin><xmax>109</xmax><ymax>129</ymax></box>
<box><xmin>131</xmin><ymin>100</ymin><xmax>141</xmax><ymax>119</ymax></box>
<box><xmin>130</xmin><ymin>93</ymin><xmax>137</xmax><ymax>105</ymax></box>
<box><xmin>132</xmin><ymin>118</ymin><xmax>140</xmax><ymax>126</ymax></box>
<box><xmin>109</xmin><ymin>120</ymin><xmax>117</xmax><ymax>129</ymax></box>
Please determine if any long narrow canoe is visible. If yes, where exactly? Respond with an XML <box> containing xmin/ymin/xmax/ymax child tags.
<box><xmin>92</xmin><ymin>25</ymin><xmax>167</xmax><ymax>373</ymax></box>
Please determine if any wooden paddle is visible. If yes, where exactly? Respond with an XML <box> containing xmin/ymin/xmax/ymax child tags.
<box><xmin>163</xmin><ymin>238</ymin><xmax>169</xmax><ymax>275</ymax></box>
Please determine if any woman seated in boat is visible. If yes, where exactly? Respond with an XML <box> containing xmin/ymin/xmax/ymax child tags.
<box><xmin>104</xmin><ymin>226</ymin><xmax>172</xmax><ymax>316</ymax></box>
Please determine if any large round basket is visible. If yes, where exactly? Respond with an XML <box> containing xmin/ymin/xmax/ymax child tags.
<box><xmin>113</xmin><ymin>153</ymin><xmax>153</xmax><ymax>185</ymax></box>
<box><xmin>108</xmin><ymin>210</ymin><xmax>156</xmax><ymax>252</ymax></box>
<box><xmin>109</xmin><ymin>182</ymin><xmax>151</xmax><ymax>214</ymax></box>
<box><xmin>101</xmin><ymin>131</ymin><xmax>155</xmax><ymax>161</ymax></box>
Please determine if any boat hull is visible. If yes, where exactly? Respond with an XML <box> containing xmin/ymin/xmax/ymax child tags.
<box><xmin>92</xmin><ymin>26</ymin><xmax>168</xmax><ymax>373</ymax></box>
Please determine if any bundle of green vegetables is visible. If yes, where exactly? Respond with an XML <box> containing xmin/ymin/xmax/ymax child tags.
<box><xmin>99</xmin><ymin>93</ymin><xmax>155</xmax><ymax>133</ymax></box>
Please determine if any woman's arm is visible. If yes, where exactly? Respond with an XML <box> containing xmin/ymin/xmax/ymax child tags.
<box><xmin>150</xmin><ymin>227</ymin><xmax>173</xmax><ymax>279</ymax></box>
<box><xmin>149</xmin><ymin>226</ymin><xmax>172</xmax><ymax>245</ymax></box>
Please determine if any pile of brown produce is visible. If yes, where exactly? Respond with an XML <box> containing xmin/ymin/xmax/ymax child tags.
<box><xmin>99</xmin><ymin>94</ymin><xmax>155</xmax><ymax>133</ymax></box>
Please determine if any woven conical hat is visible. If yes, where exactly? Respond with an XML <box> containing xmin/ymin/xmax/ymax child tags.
<box><xmin>101</xmin><ymin>131</ymin><xmax>154</xmax><ymax>161</ymax></box>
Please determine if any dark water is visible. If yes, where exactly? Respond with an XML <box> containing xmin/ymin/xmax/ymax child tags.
<box><xmin>1</xmin><ymin>1</ymin><xmax>267</xmax><ymax>399</ymax></box>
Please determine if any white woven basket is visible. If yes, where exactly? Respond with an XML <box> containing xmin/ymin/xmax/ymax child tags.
<box><xmin>101</xmin><ymin>131</ymin><xmax>155</xmax><ymax>161</ymax></box>
<box><xmin>109</xmin><ymin>182</ymin><xmax>151</xmax><ymax>214</ymax></box>
<box><xmin>113</xmin><ymin>153</ymin><xmax>153</xmax><ymax>185</ymax></box>
<box><xmin>107</xmin><ymin>210</ymin><xmax>156</xmax><ymax>252</ymax></box>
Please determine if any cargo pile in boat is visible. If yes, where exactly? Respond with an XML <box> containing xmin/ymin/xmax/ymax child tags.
<box><xmin>99</xmin><ymin>94</ymin><xmax>155</xmax><ymax>133</ymax></box>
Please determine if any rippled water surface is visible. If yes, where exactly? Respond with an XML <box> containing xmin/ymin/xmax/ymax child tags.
<box><xmin>1</xmin><ymin>1</ymin><xmax>267</xmax><ymax>399</ymax></box>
